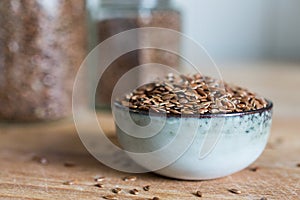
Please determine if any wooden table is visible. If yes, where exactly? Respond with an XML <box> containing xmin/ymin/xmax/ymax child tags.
<box><xmin>1</xmin><ymin>62</ymin><xmax>300</xmax><ymax>200</ymax></box>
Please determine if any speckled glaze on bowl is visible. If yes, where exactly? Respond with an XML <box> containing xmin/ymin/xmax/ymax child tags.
<box><xmin>113</xmin><ymin>101</ymin><xmax>273</xmax><ymax>180</ymax></box>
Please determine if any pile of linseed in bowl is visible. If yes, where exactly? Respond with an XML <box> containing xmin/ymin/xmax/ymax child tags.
<box><xmin>117</xmin><ymin>73</ymin><xmax>269</xmax><ymax>115</ymax></box>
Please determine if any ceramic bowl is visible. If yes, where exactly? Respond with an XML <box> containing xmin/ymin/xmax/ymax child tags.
<box><xmin>113</xmin><ymin>100</ymin><xmax>273</xmax><ymax>180</ymax></box>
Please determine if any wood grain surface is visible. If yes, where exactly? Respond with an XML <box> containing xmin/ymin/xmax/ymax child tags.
<box><xmin>0</xmin><ymin>62</ymin><xmax>299</xmax><ymax>200</ymax></box>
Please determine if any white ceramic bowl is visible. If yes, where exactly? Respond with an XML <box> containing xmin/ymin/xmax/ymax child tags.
<box><xmin>113</xmin><ymin>101</ymin><xmax>273</xmax><ymax>180</ymax></box>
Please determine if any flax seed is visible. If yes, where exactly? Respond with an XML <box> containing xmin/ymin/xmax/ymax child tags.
<box><xmin>179</xmin><ymin>98</ymin><xmax>188</xmax><ymax>104</ymax></box>
<box><xmin>112</xmin><ymin>187</ymin><xmax>122</xmax><ymax>194</ymax></box>
<box><xmin>123</xmin><ymin>176</ymin><xmax>137</xmax><ymax>181</ymax></box>
<box><xmin>162</xmin><ymin>94</ymin><xmax>175</xmax><ymax>100</ymax></box>
<box><xmin>64</xmin><ymin>162</ymin><xmax>75</xmax><ymax>167</ymax></box>
<box><xmin>228</xmin><ymin>188</ymin><xmax>241</xmax><ymax>194</ymax></box>
<box><xmin>94</xmin><ymin>176</ymin><xmax>105</xmax><ymax>182</ymax></box>
<box><xmin>195</xmin><ymin>190</ymin><xmax>202</xmax><ymax>197</ymax></box>
<box><xmin>249</xmin><ymin>166</ymin><xmax>259</xmax><ymax>172</ymax></box>
<box><xmin>170</xmin><ymin>109</ymin><xmax>181</xmax><ymax>114</ymax></box>
<box><xmin>143</xmin><ymin>185</ymin><xmax>150</xmax><ymax>191</ymax></box>
<box><xmin>63</xmin><ymin>180</ymin><xmax>76</xmax><ymax>185</ymax></box>
<box><xmin>94</xmin><ymin>183</ymin><xmax>104</xmax><ymax>188</ymax></box>
<box><xmin>130</xmin><ymin>189</ymin><xmax>139</xmax><ymax>195</ymax></box>
<box><xmin>103</xmin><ymin>195</ymin><xmax>118</xmax><ymax>200</ymax></box>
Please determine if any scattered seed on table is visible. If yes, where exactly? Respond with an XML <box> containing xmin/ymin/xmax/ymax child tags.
<box><xmin>152</xmin><ymin>197</ymin><xmax>160</xmax><ymax>200</ymax></box>
<box><xmin>249</xmin><ymin>166</ymin><xmax>259</xmax><ymax>172</ymax></box>
<box><xmin>143</xmin><ymin>185</ymin><xmax>150</xmax><ymax>191</ymax></box>
<box><xmin>195</xmin><ymin>190</ymin><xmax>202</xmax><ymax>197</ymax></box>
<box><xmin>64</xmin><ymin>162</ymin><xmax>75</xmax><ymax>167</ymax></box>
<box><xmin>130</xmin><ymin>189</ymin><xmax>139</xmax><ymax>195</ymax></box>
<box><xmin>112</xmin><ymin>187</ymin><xmax>122</xmax><ymax>194</ymax></box>
<box><xmin>94</xmin><ymin>183</ymin><xmax>104</xmax><ymax>188</ymax></box>
<box><xmin>95</xmin><ymin>176</ymin><xmax>105</xmax><ymax>182</ymax></box>
<box><xmin>297</xmin><ymin>163</ymin><xmax>300</xmax><ymax>167</ymax></box>
<box><xmin>123</xmin><ymin>176</ymin><xmax>137</xmax><ymax>181</ymax></box>
<box><xmin>228</xmin><ymin>188</ymin><xmax>242</xmax><ymax>194</ymax></box>
<box><xmin>103</xmin><ymin>195</ymin><xmax>117</xmax><ymax>200</ymax></box>
<box><xmin>63</xmin><ymin>180</ymin><xmax>76</xmax><ymax>185</ymax></box>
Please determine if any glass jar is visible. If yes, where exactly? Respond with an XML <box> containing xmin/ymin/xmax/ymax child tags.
<box><xmin>0</xmin><ymin>0</ymin><xmax>87</xmax><ymax>122</ymax></box>
<box><xmin>87</xmin><ymin>0</ymin><xmax>182</xmax><ymax>108</ymax></box>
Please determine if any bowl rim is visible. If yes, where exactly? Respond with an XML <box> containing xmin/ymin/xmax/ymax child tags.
<box><xmin>114</xmin><ymin>99</ymin><xmax>273</xmax><ymax>118</ymax></box>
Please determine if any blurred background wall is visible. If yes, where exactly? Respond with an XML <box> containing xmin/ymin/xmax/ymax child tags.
<box><xmin>175</xmin><ymin>0</ymin><xmax>300</xmax><ymax>62</ymax></box>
